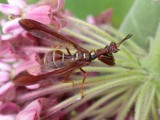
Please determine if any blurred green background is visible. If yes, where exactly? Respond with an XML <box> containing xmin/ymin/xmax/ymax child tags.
<box><xmin>0</xmin><ymin>0</ymin><xmax>134</xmax><ymax>27</ymax></box>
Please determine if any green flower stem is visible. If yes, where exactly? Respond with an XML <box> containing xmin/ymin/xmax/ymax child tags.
<box><xmin>135</xmin><ymin>82</ymin><xmax>156</xmax><ymax>120</ymax></box>
<box><xmin>45</xmin><ymin>76</ymin><xmax>144</xmax><ymax>118</ymax></box>
<box><xmin>63</xmin><ymin>28</ymin><xmax>104</xmax><ymax>47</ymax></box>
<box><xmin>77</xmin><ymin>71</ymin><xmax>144</xmax><ymax>84</ymax></box>
<box><xmin>71</xmin><ymin>24</ymin><xmax>111</xmax><ymax>44</ymax></box>
<box><xmin>120</xmin><ymin>48</ymin><xmax>140</xmax><ymax>66</ymax></box>
<box><xmin>142</xmin><ymin>24</ymin><xmax>160</xmax><ymax>74</ymax></box>
<box><xmin>116</xmin><ymin>60</ymin><xmax>141</xmax><ymax>69</ymax></box>
<box><xmin>156</xmin><ymin>89</ymin><xmax>160</xmax><ymax>107</ymax></box>
<box><xmin>117</xmin><ymin>87</ymin><xmax>140</xmax><ymax>120</ymax></box>
<box><xmin>64</xmin><ymin>85</ymin><xmax>131</xmax><ymax>115</ymax></box>
<box><xmin>151</xmin><ymin>100</ymin><xmax>159</xmax><ymax>120</ymax></box>
<box><xmin>92</xmin><ymin>95</ymin><xmax>126</xmax><ymax>120</ymax></box>
<box><xmin>80</xmin><ymin>44</ymin><xmax>100</xmax><ymax>50</ymax></box>
<box><xmin>73</xmin><ymin>86</ymin><xmax>130</xmax><ymax>120</ymax></box>
<box><xmin>67</xmin><ymin>17</ymin><xmax>115</xmax><ymax>42</ymax></box>
<box><xmin>17</xmin><ymin>81</ymin><xmax>95</xmax><ymax>103</ymax></box>
<box><xmin>83</xmin><ymin>66</ymin><xmax>131</xmax><ymax>73</ymax></box>
<box><xmin>44</xmin><ymin>94</ymin><xmax>83</xmax><ymax>119</ymax></box>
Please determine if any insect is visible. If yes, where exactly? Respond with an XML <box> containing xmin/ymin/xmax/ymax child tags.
<box><xmin>12</xmin><ymin>19</ymin><xmax>132</xmax><ymax>97</ymax></box>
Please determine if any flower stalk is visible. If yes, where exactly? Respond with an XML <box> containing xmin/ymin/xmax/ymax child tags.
<box><xmin>0</xmin><ymin>0</ymin><xmax>160</xmax><ymax>120</ymax></box>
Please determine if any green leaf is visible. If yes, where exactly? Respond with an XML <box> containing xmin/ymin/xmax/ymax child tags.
<box><xmin>65</xmin><ymin>0</ymin><xmax>134</xmax><ymax>27</ymax></box>
<box><xmin>119</xmin><ymin>0</ymin><xmax>160</xmax><ymax>49</ymax></box>
<box><xmin>141</xmin><ymin>23</ymin><xmax>160</xmax><ymax>74</ymax></box>
<box><xmin>135</xmin><ymin>82</ymin><xmax>156</xmax><ymax>120</ymax></box>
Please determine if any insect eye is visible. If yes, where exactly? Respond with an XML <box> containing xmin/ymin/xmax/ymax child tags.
<box><xmin>109</xmin><ymin>42</ymin><xmax>119</xmax><ymax>53</ymax></box>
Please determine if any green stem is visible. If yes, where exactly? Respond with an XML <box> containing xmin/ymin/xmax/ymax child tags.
<box><xmin>63</xmin><ymin>28</ymin><xmax>103</xmax><ymax>47</ymax></box>
<box><xmin>64</xmin><ymin>85</ymin><xmax>127</xmax><ymax>115</ymax></box>
<box><xmin>151</xmin><ymin>99</ymin><xmax>159</xmax><ymax>120</ymax></box>
<box><xmin>71</xmin><ymin>24</ymin><xmax>110</xmax><ymax>44</ymax></box>
<box><xmin>117</xmin><ymin>87</ymin><xmax>140</xmax><ymax>120</ymax></box>
<box><xmin>73</xmin><ymin>87</ymin><xmax>129</xmax><ymax>120</ymax></box>
<box><xmin>44</xmin><ymin>75</ymin><xmax>144</xmax><ymax>118</ymax></box>
<box><xmin>92</xmin><ymin>94</ymin><xmax>126</xmax><ymax>120</ymax></box>
<box><xmin>67</xmin><ymin>17</ymin><xmax>115</xmax><ymax>42</ymax></box>
<box><xmin>83</xmin><ymin>66</ymin><xmax>131</xmax><ymax>73</ymax></box>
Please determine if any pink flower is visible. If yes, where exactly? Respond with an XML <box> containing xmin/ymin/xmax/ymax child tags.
<box><xmin>0</xmin><ymin>0</ymin><xmax>66</xmax><ymax>36</ymax></box>
<box><xmin>0</xmin><ymin>62</ymin><xmax>11</xmax><ymax>83</ymax></box>
<box><xmin>38</xmin><ymin>0</ymin><xmax>67</xmax><ymax>30</ymax></box>
<box><xmin>0</xmin><ymin>114</ymin><xmax>16</xmax><ymax>120</ymax></box>
<box><xmin>0</xmin><ymin>0</ymin><xmax>26</xmax><ymax>15</ymax></box>
<box><xmin>0</xmin><ymin>82</ymin><xmax>16</xmax><ymax>101</ymax></box>
<box><xmin>0</xmin><ymin>0</ymin><xmax>26</xmax><ymax>35</ymax></box>
<box><xmin>0</xmin><ymin>102</ymin><xmax>20</xmax><ymax>114</ymax></box>
<box><xmin>26</xmin><ymin>5</ymin><xmax>51</xmax><ymax>25</ymax></box>
<box><xmin>87</xmin><ymin>8</ymin><xmax>112</xmax><ymax>25</ymax></box>
<box><xmin>16</xmin><ymin>98</ymin><xmax>62</xmax><ymax>120</ymax></box>
<box><xmin>2</xmin><ymin>18</ymin><xmax>23</xmax><ymax>37</ymax></box>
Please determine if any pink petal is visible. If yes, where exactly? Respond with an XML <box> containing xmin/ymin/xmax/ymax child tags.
<box><xmin>0</xmin><ymin>4</ymin><xmax>20</xmax><ymax>15</ymax></box>
<box><xmin>0</xmin><ymin>82</ymin><xmax>16</xmax><ymax>101</ymax></box>
<box><xmin>16</xmin><ymin>99</ymin><xmax>42</xmax><ymax>120</ymax></box>
<box><xmin>7</xmin><ymin>0</ymin><xmax>26</xmax><ymax>9</ymax></box>
<box><xmin>0</xmin><ymin>82</ymin><xmax>14</xmax><ymax>95</ymax></box>
<box><xmin>0</xmin><ymin>41</ymin><xmax>14</xmax><ymax>59</ymax></box>
<box><xmin>51</xmin><ymin>16</ymin><xmax>63</xmax><ymax>30</ymax></box>
<box><xmin>53</xmin><ymin>0</ymin><xmax>64</xmax><ymax>12</ymax></box>
<box><xmin>1</xmin><ymin>34</ymin><xmax>13</xmax><ymax>40</ymax></box>
<box><xmin>11</xmin><ymin>27</ymin><xmax>24</xmax><ymax>38</ymax></box>
<box><xmin>26</xmin><ymin>5</ymin><xmax>51</xmax><ymax>24</ymax></box>
<box><xmin>28</xmin><ymin>5</ymin><xmax>50</xmax><ymax>14</ymax></box>
<box><xmin>16</xmin><ymin>111</ymin><xmax>40</xmax><ymax>120</ymax></box>
<box><xmin>26</xmin><ymin>84</ymin><xmax>40</xmax><ymax>89</ymax></box>
<box><xmin>0</xmin><ymin>114</ymin><xmax>16</xmax><ymax>120</ymax></box>
<box><xmin>2</xmin><ymin>18</ymin><xmax>21</xmax><ymax>34</ymax></box>
<box><xmin>0</xmin><ymin>71</ymin><xmax>10</xmax><ymax>82</ymax></box>
<box><xmin>26</xmin><ymin>15</ymin><xmax>51</xmax><ymax>25</ymax></box>
<box><xmin>86</xmin><ymin>15</ymin><xmax>96</xmax><ymax>24</ymax></box>
<box><xmin>0</xmin><ymin>62</ymin><xmax>11</xmax><ymax>71</ymax></box>
<box><xmin>14</xmin><ymin>53</ymin><xmax>40</xmax><ymax>74</ymax></box>
<box><xmin>0</xmin><ymin>102</ymin><xmax>20</xmax><ymax>114</ymax></box>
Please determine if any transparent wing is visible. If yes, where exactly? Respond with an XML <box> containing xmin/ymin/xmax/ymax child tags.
<box><xmin>19</xmin><ymin>19</ymin><xmax>88</xmax><ymax>52</ymax></box>
<box><xmin>27</xmin><ymin>59</ymin><xmax>74</xmax><ymax>75</ymax></box>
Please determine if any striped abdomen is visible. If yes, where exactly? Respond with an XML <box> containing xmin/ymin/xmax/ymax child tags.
<box><xmin>44</xmin><ymin>50</ymin><xmax>73</xmax><ymax>68</ymax></box>
<box><xmin>44</xmin><ymin>50</ymin><xmax>92</xmax><ymax>68</ymax></box>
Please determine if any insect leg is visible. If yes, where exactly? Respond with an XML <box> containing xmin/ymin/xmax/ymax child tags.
<box><xmin>79</xmin><ymin>68</ymin><xmax>87</xmax><ymax>97</ymax></box>
<box><xmin>62</xmin><ymin>71</ymin><xmax>74</xmax><ymax>86</ymax></box>
<box><xmin>66</xmin><ymin>47</ymin><xmax>72</xmax><ymax>55</ymax></box>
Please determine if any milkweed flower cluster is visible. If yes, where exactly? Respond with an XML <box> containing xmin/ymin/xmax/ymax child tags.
<box><xmin>0</xmin><ymin>0</ymin><xmax>156</xmax><ymax>120</ymax></box>
<box><xmin>0</xmin><ymin>0</ymin><xmax>67</xmax><ymax>119</ymax></box>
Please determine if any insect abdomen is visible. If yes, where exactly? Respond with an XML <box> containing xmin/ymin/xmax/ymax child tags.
<box><xmin>44</xmin><ymin>50</ymin><xmax>72</xmax><ymax>68</ymax></box>
<box><xmin>73</xmin><ymin>52</ymin><xmax>91</xmax><ymax>61</ymax></box>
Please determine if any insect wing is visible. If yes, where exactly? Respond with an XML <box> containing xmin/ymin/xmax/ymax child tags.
<box><xmin>19</xmin><ymin>19</ymin><xmax>88</xmax><ymax>52</ymax></box>
<box><xmin>12</xmin><ymin>60</ymin><xmax>87</xmax><ymax>86</ymax></box>
<box><xmin>98</xmin><ymin>54</ymin><xmax>115</xmax><ymax>66</ymax></box>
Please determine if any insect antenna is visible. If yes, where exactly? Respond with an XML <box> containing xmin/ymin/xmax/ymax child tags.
<box><xmin>117</xmin><ymin>34</ymin><xmax>132</xmax><ymax>47</ymax></box>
